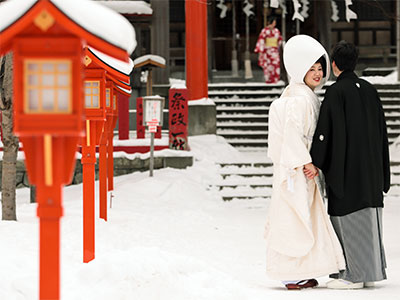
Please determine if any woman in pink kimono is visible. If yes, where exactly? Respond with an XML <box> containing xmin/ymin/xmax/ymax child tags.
<box><xmin>266</xmin><ymin>35</ymin><xmax>346</xmax><ymax>290</ymax></box>
<box><xmin>254</xmin><ymin>17</ymin><xmax>282</xmax><ymax>83</ymax></box>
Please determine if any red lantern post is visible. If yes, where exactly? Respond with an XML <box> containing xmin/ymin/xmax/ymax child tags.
<box><xmin>82</xmin><ymin>53</ymin><xmax>107</xmax><ymax>262</ymax></box>
<box><xmin>109</xmin><ymin>84</ymin><xmax>132</xmax><ymax>192</ymax></box>
<box><xmin>84</xmin><ymin>48</ymin><xmax>133</xmax><ymax>222</ymax></box>
<box><xmin>0</xmin><ymin>1</ymin><xmax>135</xmax><ymax>298</ymax></box>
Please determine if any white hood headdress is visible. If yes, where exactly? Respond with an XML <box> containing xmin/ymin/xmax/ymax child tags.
<box><xmin>283</xmin><ymin>35</ymin><xmax>330</xmax><ymax>90</ymax></box>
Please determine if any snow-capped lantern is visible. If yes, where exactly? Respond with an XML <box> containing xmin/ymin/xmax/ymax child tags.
<box><xmin>0</xmin><ymin>0</ymin><xmax>135</xmax><ymax>299</ymax></box>
<box><xmin>82</xmin><ymin>47</ymin><xmax>133</xmax><ymax>224</ymax></box>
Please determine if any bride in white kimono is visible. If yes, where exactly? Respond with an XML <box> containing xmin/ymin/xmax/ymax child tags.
<box><xmin>266</xmin><ymin>35</ymin><xmax>346</xmax><ymax>289</ymax></box>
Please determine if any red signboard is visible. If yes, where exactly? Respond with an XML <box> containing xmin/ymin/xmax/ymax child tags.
<box><xmin>169</xmin><ymin>89</ymin><xmax>188</xmax><ymax>150</ymax></box>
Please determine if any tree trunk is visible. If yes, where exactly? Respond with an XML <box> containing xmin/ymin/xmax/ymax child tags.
<box><xmin>0</xmin><ymin>53</ymin><xmax>19</xmax><ymax>221</ymax></box>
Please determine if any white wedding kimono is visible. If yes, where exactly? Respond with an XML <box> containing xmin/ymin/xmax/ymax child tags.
<box><xmin>265</xmin><ymin>35</ymin><xmax>345</xmax><ymax>281</ymax></box>
<box><xmin>266</xmin><ymin>83</ymin><xmax>345</xmax><ymax>280</ymax></box>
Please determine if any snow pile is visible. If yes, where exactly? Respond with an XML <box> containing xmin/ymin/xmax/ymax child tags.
<box><xmin>89</xmin><ymin>47</ymin><xmax>134</xmax><ymax>76</ymax></box>
<box><xmin>133</xmin><ymin>55</ymin><xmax>166</xmax><ymax>67</ymax></box>
<box><xmin>0</xmin><ymin>0</ymin><xmax>137</xmax><ymax>54</ymax></box>
<box><xmin>170</xmin><ymin>78</ymin><xmax>187</xmax><ymax>89</ymax></box>
<box><xmin>0</xmin><ymin>135</ymin><xmax>399</xmax><ymax>299</ymax></box>
<box><xmin>53</xmin><ymin>0</ymin><xmax>137</xmax><ymax>54</ymax></box>
<box><xmin>390</xmin><ymin>135</ymin><xmax>400</xmax><ymax>162</ymax></box>
<box><xmin>188</xmin><ymin>98</ymin><xmax>216</xmax><ymax>106</ymax></box>
<box><xmin>361</xmin><ymin>70</ymin><xmax>399</xmax><ymax>84</ymax></box>
<box><xmin>96</xmin><ymin>1</ymin><xmax>153</xmax><ymax>15</ymax></box>
<box><xmin>0</xmin><ymin>0</ymin><xmax>37</xmax><ymax>31</ymax></box>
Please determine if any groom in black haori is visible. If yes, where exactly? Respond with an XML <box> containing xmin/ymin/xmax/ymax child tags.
<box><xmin>309</xmin><ymin>41</ymin><xmax>391</xmax><ymax>289</ymax></box>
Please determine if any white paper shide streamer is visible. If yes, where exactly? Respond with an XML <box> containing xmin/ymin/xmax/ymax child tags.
<box><xmin>331</xmin><ymin>0</ymin><xmax>340</xmax><ymax>22</ymax></box>
<box><xmin>217</xmin><ymin>0</ymin><xmax>228</xmax><ymax>19</ymax></box>
<box><xmin>292</xmin><ymin>0</ymin><xmax>304</xmax><ymax>21</ymax></box>
<box><xmin>345</xmin><ymin>0</ymin><xmax>357</xmax><ymax>22</ymax></box>
<box><xmin>270</xmin><ymin>0</ymin><xmax>280</xmax><ymax>8</ymax></box>
<box><xmin>300</xmin><ymin>0</ymin><xmax>310</xmax><ymax>19</ymax></box>
<box><xmin>243</xmin><ymin>0</ymin><xmax>254</xmax><ymax>17</ymax></box>
<box><xmin>268</xmin><ymin>0</ymin><xmax>287</xmax><ymax>16</ymax></box>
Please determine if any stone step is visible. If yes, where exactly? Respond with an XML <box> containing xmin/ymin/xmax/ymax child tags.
<box><xmin>219</xmin><ymin>162</ymin><xmax>272</xmax><ymax>167</ymax></box>
<box><xmin>209</xmin><ymin>89</ymin><xmax>283</xmax><ymax>98</ymax></box>
<box><xmin>218</xmin><ymin>187</ymin><xmax>273</xmax><ymax>201</ymax></box>
<box><xmin>212</xmin><ymin>97</ymin><xmax>399</xmax><ymax>106</ymax></box>
<box><xmin>220</xmin><ymin>132</ymin><xmax>399</xmax><ymax>143</ymax></box>
<box><xmin>208</xmin><ymin>82</ymin><xmax>284</xmax><ymax>91</ymax></box>
<box><xmin>209</xmin><ymin>88</ymin><xmax>399</xmax><ymax>99</ymax></box>
<box><xmin>221</xmin><ymin>195</ymin><xmax>270</xmax><ymax>201</ymax></box>
<box><xmin>216</xmin><ymin>106</ymin><xmax>269</xmax><ymax>112</ymax></box>
<box><xmin>217</xmin><ymin>121</ymin><xmax>269</xmax><ymax>128</ymax></box>
<box><xmin>209</xmin><ymin>82</ymin><xmax>400</xmax><ymax>91</ymax></box>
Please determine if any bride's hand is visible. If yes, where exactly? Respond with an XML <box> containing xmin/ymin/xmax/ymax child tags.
<box><xmin>303</xmin><ymin>163</ymin><xmax>319</xmax><ymax>179</ymax></box>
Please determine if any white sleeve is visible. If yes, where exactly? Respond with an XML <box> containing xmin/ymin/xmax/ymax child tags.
<box><xmin>279</xmin><ymin>97</ymin><xmax>312</xmax><ymax>170</ymax></box>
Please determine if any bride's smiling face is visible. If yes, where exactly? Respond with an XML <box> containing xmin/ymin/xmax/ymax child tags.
<box><xmin>304</xmin><ymin>62</ymin><xmax>323</xmax><ymax>90</ymax></box>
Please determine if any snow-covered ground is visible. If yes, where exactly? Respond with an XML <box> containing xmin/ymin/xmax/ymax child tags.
<box><xmin>0</xmin><ymin>135</ymin><xmax>399</xmax><ymax>300</ymax></box>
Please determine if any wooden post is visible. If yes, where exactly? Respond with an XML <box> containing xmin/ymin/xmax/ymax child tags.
<box><xmin>118</xmin><ymin>93</ymin><xmax>130</xmax><ymax>140</ymax></box>
<box><xmin>82</xmin><ymin>121</ymin><xmax>96</xmax><ymax>263</ymax></box>
<box><xmin>99</xmin><ymin>127</ymin><xmax>108</xmax><ymax>221</ymax></box>
<box><xmin>37</xmin><ymin>183</ymin><xmax>62</xmax><ymax>300</ymax></box>
<box><xmin>397</xmin><ymin>0</ymin><xmax>400</xmax><ymax>81</ymax></box>
<box><xmin>107</xmin><ymin>129</ymin><xmax>114</xmax><ymax>192</ymax></box>
<box><xmin>232</xmin><ymin>0</ymin><xmax>239</xmax><ymax>77</ymax></box>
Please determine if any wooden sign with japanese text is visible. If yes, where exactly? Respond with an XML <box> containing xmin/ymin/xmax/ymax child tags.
<box><xmin>168</xmin><ymin>89</ymin><xmax>188</xmax><ymax>150</ymax></box>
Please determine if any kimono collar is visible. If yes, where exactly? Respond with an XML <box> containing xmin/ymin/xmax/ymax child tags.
<box><xmin>336</xmin><ymin>70</ymin><xmax>358</xmax><ymax>82</ymax></box>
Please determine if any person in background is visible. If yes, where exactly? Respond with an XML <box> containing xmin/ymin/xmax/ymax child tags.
<box><xmin>308</xmin><ymin>40</ymin><xmax>391</xmax><ymax>289</ymax></box>
<box><xmin>266</xmin><ymin>35</ymin><xmax>345</xmax><ymax>290</ymax></box>
<box><xmin>254</xmin><ymin>16</ymin><xmax>282</xmax><ymax>84</ymax></box>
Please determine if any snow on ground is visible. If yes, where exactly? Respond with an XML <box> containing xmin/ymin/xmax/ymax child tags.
<box><xmin>361</xmin><ymin>70</ymin><xmax>399</xmax><ymax>84</ymax></box>
<box><xmin>0</xmin><ymin>135</ymin><xmax>399</xmax><ymax>300</ymax></box>
<box><xmin>390</xmin><ymin>135</ymin><xmax>400</xmax><ymax>162</ymax></box>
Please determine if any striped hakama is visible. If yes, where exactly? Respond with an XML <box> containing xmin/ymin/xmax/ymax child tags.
<box><xmin>329</xmin><ymin>207</ymin><xmax>387</xmax><ymax>283</ymax></box>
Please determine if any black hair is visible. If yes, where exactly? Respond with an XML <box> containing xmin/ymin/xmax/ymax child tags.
<box><xmin>331</xmin><ymin>40</ymin><xmax>359</xmax><ymax>72</ymax></box>
<box><xmin>267</xmin><ymin>16</ymin><xmax>277</xmax><ymax>25</ymax></box>
<box><xmin>315</xmin><ymin>56</ymin><xmax>327</xmax><ymax>78</ymax></box>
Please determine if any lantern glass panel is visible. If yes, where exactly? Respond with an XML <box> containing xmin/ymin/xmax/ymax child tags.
<box><xmin>28</xmin><ymin>63</ymin><xmax>38</xmax><ymax>71</ymax></box>
<box><xmin>84</xmin><ymin>81</ymin><xmax>101</xmax><ymax>109</ymax></box>
<box><xmin>43</xmin><ymin>74</ymin><xmax>54</xmax><ymax>86</ymax></box>
<box><xmin>58</xmin><ymin>90</ymin><xmax>69</xmax><ymax>111</ymax></box>
<box><xmin>42</xmin><ymin>63</ymin><xmax>54</xmax><ymax>72</ymax></box>
<box><xmin>42</xmin><ymin>89</ymin><xmax>55</xmax><ymax>110</ymax></box>
<box><xmin>85</xmin><ymin>95</ymin><xmax>92</xmax><ymax>107</ymax></box>
<box><xmin>58</xmin><ymin>63</ymin><xmax>69</xmax><ymax>72</ymax></box>
<box><xmin>57</xmin><ymin>74</ymin><xmax>69</xmax><ymax>86</ymax></box>
<box><xmin>24</xmin><ymin>60</ymin><xmax>72</xmax><ymax>114</ymax></box>
<box><xmin>92</xmin><ymin>96</ymin><xmax>99</xmax><ymax>107</ymax></box>
<box><xmin>28</xmin><ymin>90</ymin><xmax>39</xmax><ymax>110</ymax></box>
<box><xmin>106</xmin><ymin>89</ymin><xmax>111</xmax><ymax>107</ymax></box>
<box><xmin>28</xmin><ymin>74</ymin><xmax>39</xmax><ymax>85</ymax></box>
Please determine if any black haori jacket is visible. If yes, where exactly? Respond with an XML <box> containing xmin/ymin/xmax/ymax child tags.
<box><xmin>310</xmin><ymin>70</ymin><xmax>391</xmax><ymax>216</ymax></box>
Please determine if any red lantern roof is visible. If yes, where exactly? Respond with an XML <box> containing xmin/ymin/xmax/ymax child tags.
<box><xmin>0</xmin><ymin>0</ymin><xmax>136</xmax><ymax>61</ymax></box>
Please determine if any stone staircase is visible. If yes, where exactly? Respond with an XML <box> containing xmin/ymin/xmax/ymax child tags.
<box><xmin>208</xmin><ymin>81</ymin><xmax>400</xmax><ymax>200</ymax></box>
<box><xmin>209</xmin><ymin>82</ymin><xmax>400</xmax><ymax>151</ymax></box>
<box><xmin>211</xmin><ymin>160</ymin><xmax>400</xmax><ymax>201</ymax></box>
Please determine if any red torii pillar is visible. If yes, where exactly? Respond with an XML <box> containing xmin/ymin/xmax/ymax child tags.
<box><xmin>185</xmin><ymin>0</ymin><xmax>208</xmax><ymax>101</ymax></box>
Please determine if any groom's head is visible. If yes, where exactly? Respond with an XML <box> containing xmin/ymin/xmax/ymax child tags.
<box><xmin>331</xmin><ymin>41</ymin><xmax>359</xmax><ymax>75</ymax></box>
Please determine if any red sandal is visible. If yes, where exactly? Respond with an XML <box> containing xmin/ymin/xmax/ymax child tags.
<box><xmin>285</xmin><ymin>279</ymin><xmax>319</xmax><ymax>290</ymax></box>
